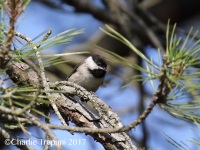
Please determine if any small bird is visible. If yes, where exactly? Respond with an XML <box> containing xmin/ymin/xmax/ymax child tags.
<box><xmin>67</xmin><ymin>55</ymin><xmax>107</xmax><ymax>92</ymax></box>
<box><xmin>66</xmin><ymin>55</ymin><xmax>107</xmax><ymax>118</ymax></box>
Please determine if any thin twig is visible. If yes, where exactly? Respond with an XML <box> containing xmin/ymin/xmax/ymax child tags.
<box><xmin>37</xmin><ymin>29</ymin><xmax>52</xmax><ymax>48</ymax></box>
<box><xmin>0</xmin><ymin>124</ymin><xmax>33</xmax><ymax>150</ymax></box>
<box><xmin>15</xmin><ymin>60</ymin><xmax>42</xmax><ymax>115</ymax></box>
<box><xmin>44</xmin><ymin>111</ymin><xmax>51</xmax><ymax>150</ymax></box>
<box><xmin>24</xmin><ymin>112</ymin><xmax>63</xmax><ymax>150</ymax></box>
<box><xmin>0</xmin><ymin>88</ymin><xmax>17</xmax><ymax>98</ymax></box>
<box><xmin>14</xmin><ymin>30</ymin><xmax>67</xmax><ymax>126</ymax></box>
<box><xmin>54</xmin><ymin>81</ymin><xmax>123</xmax><ymax>127</ymax></box>
<box><xmin>0</xmin><ymin>106</ymin><xmax>62</xmax><ymax>150</ymax></box>
<box><xmin>117</xmin><ymin>3</ymin><xmax>165</xmax><ymax>51</ymax></box>
<box><xmin>47</xmin><ymin>87</ymin><xmax>162</xmax><ymax>133</ymax></box>
<box><xmin>4</xmin><ymin>1</ymin><xmax>25</xmax><ymax>52</ymax></box>
<box><xmin>62</xmin><ymin>0</ymin><xmax>118</xmax><ymax>25</ymax></box>
<box><xmin>34</xmin><ymin>30</ymin><xmax>68</xmax><ymax>126</ymax></box>
<box><xmin>48</xmin><ymin>67</ymin><xmax>166</xmax><ymax>134</ymax></box>
<box><xmin>0</xmin><ymin>114</ymin><xmax>31</xmax><ymax>123</ymax></box>
<box><xmin>3</xmin><ymin>31</ymin><xmax>43</xmax><ymax>115</ymax></box>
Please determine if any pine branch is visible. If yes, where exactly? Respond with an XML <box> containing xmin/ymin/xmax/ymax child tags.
<box><xmin>2</xmin><ymin>30</ymin><xmax>137</xmax><ymax>149</ymax></box>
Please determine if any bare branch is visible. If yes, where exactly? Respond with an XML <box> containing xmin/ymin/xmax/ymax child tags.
<box><xmin>62</xmin><ymin>0</ymin><xmax>118</xmax><ymax>25</ymax></box>
<box><xmin>0</xmin><ymin>125</ymin><xmax>32</xmax><ymax>150</ymax></box>
<box><xmin>47</xmin><ymin>70</ymin><xmax>167</xmax><ymax>134</ymax></box>
<box><xmin>0</xmin><ymin>106</ymin><xmax>63</xmax><ymax>150</ymax></box>
<box><xmin>14</xmin><ymin>30</ymin><xmax>68</xmax><ymax>126</ymax></box>
<box><xmin>3</xmin><ymin>30</ymin><xmax>137</xmax><ymax>149</ymax></box>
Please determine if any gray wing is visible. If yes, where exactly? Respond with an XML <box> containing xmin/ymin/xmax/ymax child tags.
<box><xmin>66</xmin><ymin>61</ymin><xmax>83</xmax><ymax>80</ymax></box>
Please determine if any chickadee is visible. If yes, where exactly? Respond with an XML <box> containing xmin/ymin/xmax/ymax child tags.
<box><xmin>67</xmin><ymin>55</ymin><xmax>107</xmax><ymax>92</ymax></box>
<box><xmin>66</xmin><ymin>55</ymin><xmax>107</xmax><ymax>119</ymax></box>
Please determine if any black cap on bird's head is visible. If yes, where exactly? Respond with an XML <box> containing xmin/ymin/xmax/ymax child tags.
<box><xmin>67</xmin><ymin>54</ymin><xmax>107</xmax><ymax>92</ymax></box>
<box><xmin>83</xmin><ymin>55</ymin><xmax>107</xmax><ymax>78</ymax></box>
<box><xmin>91</xmin><ymin>55</ymin><xmax>107</xmax><ymax>69</ymax></box>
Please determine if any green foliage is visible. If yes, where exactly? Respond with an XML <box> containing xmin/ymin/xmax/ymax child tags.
<box><xmin>162</xmin><ymin>132</ymin><xmax>191</xmax><ymax>150</ymax></box>
<box><xmin>101</xmin><ymin>25</ymin><xmax>159</xmax><ymax>69</ymax></box>
<box><xmin>17</xmin><ymin>29</ymin><xmax>85</xmax><ymax>59</ymax></box>
<box><xmin>0</xmin><ymin>1</ymin><xmax>87</xmax><ymax>128</ymax></box>
<box><xmin>162</xmin><ymin>21</ymin><xmax>200</xmax><ymax>124</ymax></box>
<box><xmin>102</xmin><ymin>23</ymin><xmax>200</xmax><ymax>125</ymax></box>
<box><xmin>102</xmin><ymin>22</ymin><xmax>200</xmax><ymax>147</ymax></box>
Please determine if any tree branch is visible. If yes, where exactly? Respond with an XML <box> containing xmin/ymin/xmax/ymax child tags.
<box><xmin>2</xmin><ymin>30</ymin><xmax>137</xmax><ymax>149</ymax></box>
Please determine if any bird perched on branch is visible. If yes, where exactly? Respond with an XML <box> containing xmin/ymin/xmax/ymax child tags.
<box><xmin>66</xmin><ymin>55</ymin><xmax>107</xmax><ymax>119</ymax></box>
<box><xmin>67</xmin><ymin>55</ymin><xmax>107</xmax><ymax>92</ymax></box>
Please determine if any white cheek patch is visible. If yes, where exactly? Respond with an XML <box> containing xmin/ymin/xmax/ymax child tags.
<box><xmin>85</xmin><ymin>56</ymin><xmax>99</xmax><ymax>70</ymax></box>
